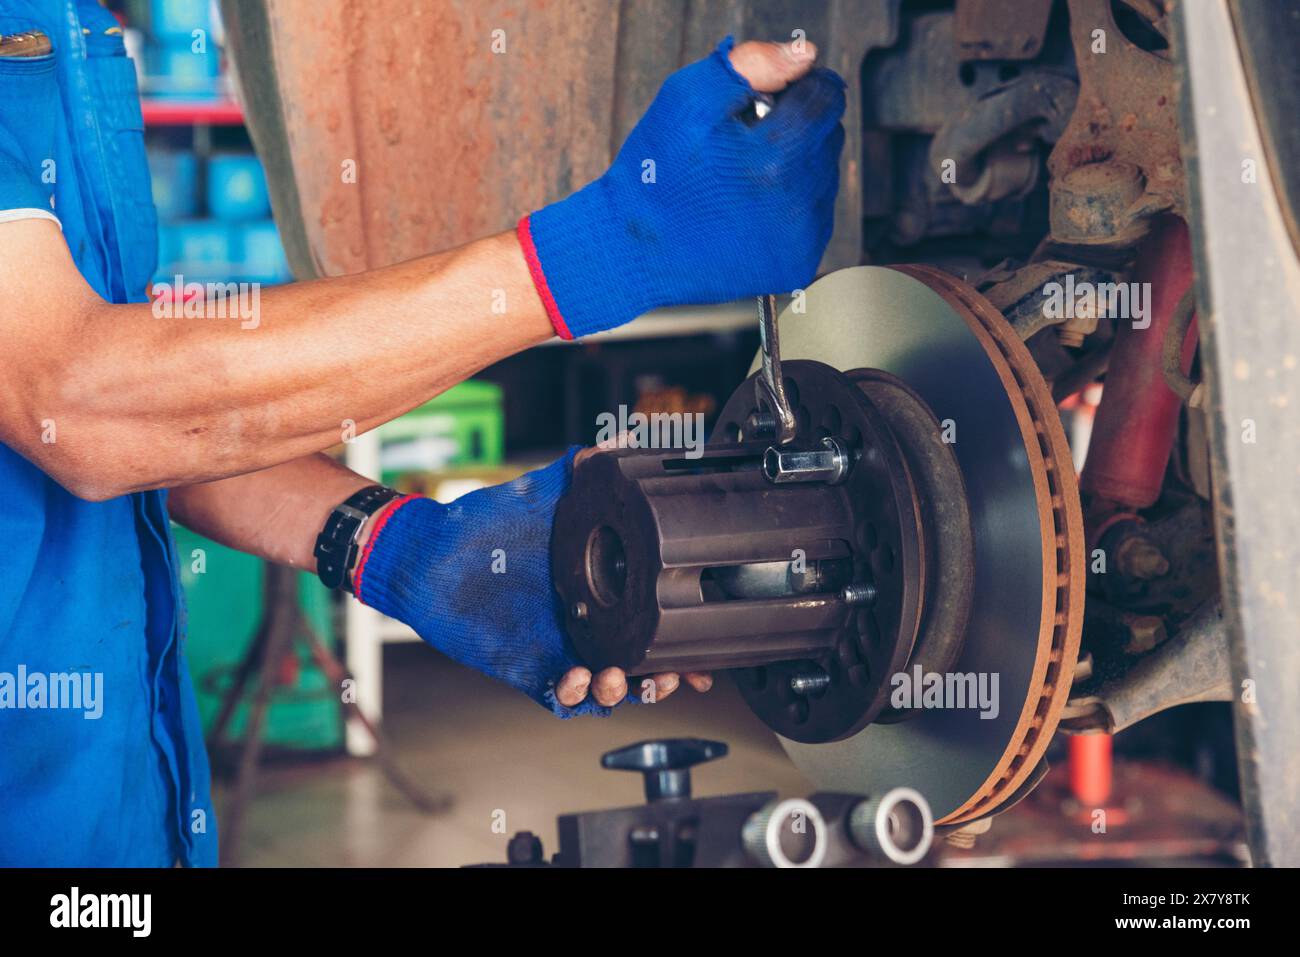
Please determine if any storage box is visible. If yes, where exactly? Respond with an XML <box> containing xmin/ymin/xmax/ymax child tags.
<box><xmin>145</xmin><ymin>41</ymin><xmax>219</xmax><ymax>100</ymax></box>
<box><xmin>150</xmin><ymin>0</ymin><xmax>213</xmax><ymax>42</ymax></box>
<box><xmin>377</xmin><ymin>381</ymin><xmax>505</xmax><ymax>487</ymax></box>
<box><xmin>161</xmin><ymin>219</ymin><xmax>232</xmax><ymax>280</ymax></box>
<box><xmin>208</xmin><ymin>154</ymin><xmax>271</xmax><ymax>221</ymax></box>
<box><xmin>233</xmin><ymin>219</ymin><xmax>292</xmax><ymax>283</ymax></box>
<box><xmin>148</xmin><ymin>150</ymin><xmax>199</xmax><ymax>220</ymax></box>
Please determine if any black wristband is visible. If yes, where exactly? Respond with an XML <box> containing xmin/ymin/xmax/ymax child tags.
<box><xmin>313</xmin><ymin>484</ymin><xmax>402</xmax><ymax>593</ymax></box>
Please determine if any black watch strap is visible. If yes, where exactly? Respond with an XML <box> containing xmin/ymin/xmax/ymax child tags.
<box><xmin>314</xmin><ymin>484</ymin><xmax>402</xmax><ymax>593</ymax></box>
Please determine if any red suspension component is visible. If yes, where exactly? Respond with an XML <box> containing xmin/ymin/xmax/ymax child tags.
<box><xmin>1069</xmin><ymin>734</ymin><xmax>1114</xmax><ymax>807</ymax></box>
<box><xmin>1080</xmin><ymin>216</ymin><xmax>1198</xmax><ymax>511</ymax></box>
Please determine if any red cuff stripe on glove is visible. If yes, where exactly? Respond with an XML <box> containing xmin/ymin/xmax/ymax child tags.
<box><xmin>353</xmin><ymin>494</ymin><xmax>420</xmax><ymax>604</ymax></box>
<box><xmin>516</xmin><ymin>215</ymin><xmax>575</xmax><ymax>341</ymax></box>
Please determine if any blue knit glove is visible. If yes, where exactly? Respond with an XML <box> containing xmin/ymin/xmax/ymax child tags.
<box><xmin>518</xmin><ymin>36</ymin><xmax>846</xmax><ymax>339</ymax></box>
<box><xmin>353</xmin><ymin>449</ymin><xmax>618</xmax><ymax>717</ymax></box>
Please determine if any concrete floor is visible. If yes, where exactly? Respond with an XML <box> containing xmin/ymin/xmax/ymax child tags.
<box><xmin>220</xmin><ymin>644</ymin><xmax>813</xmax><ymax>867</ymax></box>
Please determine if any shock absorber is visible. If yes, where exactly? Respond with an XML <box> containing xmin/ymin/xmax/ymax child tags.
<box><xmin>1081</xmin><ymin>215</ymin><xmax>1197</xmax><ymax>511</ymax></box>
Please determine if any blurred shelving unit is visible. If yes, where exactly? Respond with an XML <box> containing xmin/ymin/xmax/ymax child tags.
<box><xmin>141</xmin><ymin>98</ymin><xmax>244</xmax><ymax>126</ymax></box>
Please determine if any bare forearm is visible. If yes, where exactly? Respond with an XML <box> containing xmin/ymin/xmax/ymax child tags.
<box><xmin>167</xmin><ymin>453</ymin><xmax>377</xmax><ymax>572</ymax></box>
<box><xmin>0</xmin><ymin>222</ymin><xmax>549</xmax><ymax>499</ymax></box>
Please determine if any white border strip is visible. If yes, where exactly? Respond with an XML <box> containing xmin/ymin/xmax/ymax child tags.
<box><xmin>0</xmin><ymin>207</ymin><xmax>62</xmax><ymax>230</ymax></box>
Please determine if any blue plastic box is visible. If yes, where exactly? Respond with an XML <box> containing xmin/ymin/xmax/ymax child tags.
<box><xmin>146</xmin><ymin>41</ymin><xmax>219</xmax><ymax>100</ymax></box>
<box><xmin>161</xmin><ymin>220</ymin><xmax>233</xmax><ymax>281</ymax></box>
<box><xmin>148</xmin><ymin>150</ymin><xmax>199</xmax><ymax>220</ymax></box>
<box><xmin>155</xmin><ymin>224</ymin><xmax>178</xmax><ymax>277</ymax></box>
<box><xmin>207</xmin><ymin>154</ymin><xmax>271</xmax><ymax>221</ymax></box>
<box><xmin>234</xmin><ymin>220</ymin><xmax>293</xmax><ymax>284</ymax></box>
<box><xmin>151</xmin><ymin>0</ymin><xmax>213</xmax><ymax>42</ymax></box>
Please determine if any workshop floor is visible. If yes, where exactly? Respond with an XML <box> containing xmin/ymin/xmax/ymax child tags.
<box><xmin>218</xmin><ymin>644</ymin><xmax>813</xmax><ymax>867</ymax></box>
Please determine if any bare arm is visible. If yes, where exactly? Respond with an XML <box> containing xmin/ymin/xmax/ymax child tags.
<box><xmin>0</xmin><ymin>222</ymin><xmax>550</xmax><ymax>500</ymax></box>
<box><xmin>167</xmin><ymin>453</ymin><xmax>371</xmax><ymax>572</ymax></box>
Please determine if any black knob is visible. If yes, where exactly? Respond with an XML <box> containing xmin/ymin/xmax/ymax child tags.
<box><xmin>507</xmin><ymin>831</ymin><xmax>544</xmax><ymax>865</ymax></box>
<box><xmin>601</xmin><ymin>738</ymin><xmax>728</xmax><ymax>802</ymax></box>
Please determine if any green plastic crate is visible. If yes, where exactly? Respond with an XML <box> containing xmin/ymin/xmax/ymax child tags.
<box><xmin>376</xmin><ymin>380</ymin><xmax>503</xmax><ymax>486</ymax></box>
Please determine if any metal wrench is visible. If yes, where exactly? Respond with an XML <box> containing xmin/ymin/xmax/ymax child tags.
<box><xmin>741</xmin><ymin>94</ymin><xmax>797</xmax><ymax>446</ymax></box>
<box><xmin>755</xmin><ymin>293</ymin><xmax>797</xmax><ymax>445</ymax></box>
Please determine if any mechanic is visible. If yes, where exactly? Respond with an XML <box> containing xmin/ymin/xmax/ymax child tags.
<box><xmin>0</xmin><ymin>0</ymin><xmax>845</xmax><ymax>866</ymax></box>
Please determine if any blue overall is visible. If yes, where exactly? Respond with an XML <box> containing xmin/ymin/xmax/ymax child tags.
<box><xmin>0</xmin><ymin>0</ymin><xmax>216</xmax><ymax>866</ymax></box>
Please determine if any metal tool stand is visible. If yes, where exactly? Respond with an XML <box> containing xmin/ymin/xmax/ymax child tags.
<box><xmin>208</xmin><ymin>564</ymin><xmax>447</xmax><ymax>865</ymax></box>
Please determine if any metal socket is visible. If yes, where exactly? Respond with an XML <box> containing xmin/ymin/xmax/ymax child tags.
<box><xmin>762</xmin><ymin>436</ymin><xmax>850</xmax><ymax>485</ymax></box>
<box><xmin>847</xmin><ymin>787</ymin><xmax>934</xmax><ymax>865</ymax></box>
<box><xmin>741</xmin><ymin>798</ymin><xmax>828</xmax><ymax>869</ymax></box>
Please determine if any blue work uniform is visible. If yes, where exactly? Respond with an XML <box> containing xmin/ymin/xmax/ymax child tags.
<box><xmin>0</xmin><ymin>0</ymin><xmax>216</xmax><ymax>866</ymax></box>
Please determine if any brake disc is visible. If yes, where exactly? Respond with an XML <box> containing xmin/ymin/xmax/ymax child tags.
<box><xmin>757</xmin><ymin>265</ymin><xmax>1085</xmax><ymax>825</ymax></box>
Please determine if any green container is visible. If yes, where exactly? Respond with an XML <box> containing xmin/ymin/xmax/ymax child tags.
<box><xmin>376</xmin><ymin>380</ymin><xmax>503</xmax><ymax>486</ymax></box>
<box><xmin>174</xmin><ymin>526</ymin><xmax>342</xmax><ymax>752</ymax></box>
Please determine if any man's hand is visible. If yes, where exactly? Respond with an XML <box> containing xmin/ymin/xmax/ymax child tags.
<box><xmin>518</xmin><ymin>36</ymin><xmax>846</xmax><ymax>340</ymax></box>
<box><xmin>554</xmin><ymin>666</ymin><xmax>713</xmax><ymax>709</ymax></box>
<box><xmin>550</xmin><ymin>443</ymin><xmax>716</xmax><ymax>706</ymax></box>
<box><xmin>726</xmin><ymin>38</ymin><xmax>822</xmax><ymax>93</ymax></box>
<box><xmin>340</xmin><ymin>449</ymin><xmax>712</xmax><ymax>716</ymax></box>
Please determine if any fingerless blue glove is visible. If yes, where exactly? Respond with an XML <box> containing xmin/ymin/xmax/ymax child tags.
<box><xmin>353</xmin><ymin>449</ymin><xmax>616</xmax><ymax>717</ymax></box>
<box><xmin>518</xmin><ymin>36</ymin><xmax>846</xmax><ymax>339</ymax></box>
